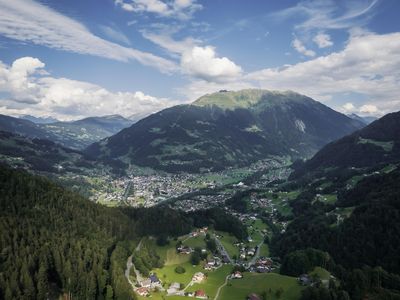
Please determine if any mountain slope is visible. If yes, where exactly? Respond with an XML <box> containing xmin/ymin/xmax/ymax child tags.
<box><xmin>0</xmin><ymin>130</ymin><xmax>98</xmax><ymax>173</ymax></box>
<box><xmin>18</xmin><ymin>114</ymin><xmax>59</xmax><ymax>124</ymax></box>
<box><xmin>347</xmin><ymin>113</ymin><xmax>377</xmax><ymax>125</ymax></box>
<box><xmin>40</xmin><ymin>114</ymin><xmax>133</xmax><ymax>149</ymax></box>
<box><xmin>0</xmin><ymin>114</ymin><xmax>55</xmax><ymax>140</ymax></box>
<box><xmin>0</xmin><ymin>114</ymin><xmax>133</xmax><ymax>150</ymax></box>
<box><xmin>86</xmin><ymin>89</ymin><xmax>364</xmax><ymax>173</ymax></box>
<box><xmin>292</xmin><ymin>111</ymin><xmax>400</xmax><ymax>178</ymax></box>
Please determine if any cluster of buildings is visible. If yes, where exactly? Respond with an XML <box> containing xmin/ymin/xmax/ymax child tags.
<box><xmin>248</xmin><ymin>257</ymin><xmax>274</xmax><ymax>273</ymax></box>
<box><xmin>204</xmin><ymin>257</ymin><xmax>222</xmax><ymax>271</ymax></box>
<box><xmin>134</xmin><ymin>274</ymin><xmax>162</xmax><ymax>297</ymax></box>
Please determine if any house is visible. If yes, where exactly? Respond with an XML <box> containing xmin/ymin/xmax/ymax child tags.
<box><xmin>149</xmin><ymin>274</ymin><xmax>162</xmax><ymax>288</ymax></box>
<box><xmin>299</xmin><ymin>274</ymin><xmax>312</xmax><ymax>286</ymax></box>
<box><xmin>256</xmin><ymin>266</ymin><xmax>268</xmax><ymax>273</ymax></box>
<box><xmin>140</xmin><ymin>279</ymin><xmax>151</xmax><ymax>288</ymax></box>
<box><xmin>195</xmin><ymin>289</ymin><xmax>207</xmax><ymax>299</ymax></box>
<box><xmin>247</xmin><ymin>293</ymin><xmax>261</xmax><ymax>300</ymax></box>
<box><xmin>167</xmin><ymin>282</ymin><xmax>181</xmax><ymax>295</ymax></box>
<box><xmin>232</xmin><ymin>271</ymin><xmax>243</xmax><ymax>279</ymax></box>
<box><xmin>247</xmin><ymin>248</ymin><xmax>256</xmax><ymax>256</ymax></box>
<box><xmin>192</xmin><ymin>272</ymin><xmax>205</xmax><ymax>283</ymax></box>
<box><xmin>177</xmin><ymin>245</ymin><xmax>192</xmax><ymax>254</ymax></box>
<box><xmin>135</xmin><ymin>287</ymin><xmax>149</xmax><ymax>297</ymax></box>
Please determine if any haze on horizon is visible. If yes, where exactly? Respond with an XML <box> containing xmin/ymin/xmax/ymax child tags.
<box><xmin>0</xmin><ymin>0</ymin><xmax>399</xmax><ymax>121</ymax></box>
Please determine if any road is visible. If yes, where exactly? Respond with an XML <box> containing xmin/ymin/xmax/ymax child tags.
<box><xmin>213</xmin><ymin>234</ymin><xmax>233</xmax><ymax>264</ymax></box>
<box><xmin>125</xmin><ymin>238</ymin><xmax>143</xmax><ymax>288</ymax></box>
<box><xmin>246</xmin><ymin>238</ymin><xmax>265</xmax><ymax>268</ymax></box>
<box><xmin>214</xmin><ymin>275</ymin><xmax>230</xmax><ymax>300</ymax></box>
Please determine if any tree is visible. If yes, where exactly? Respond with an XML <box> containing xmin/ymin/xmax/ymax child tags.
<box><xmin>105</xmin><ymin>285</ymin><xmax>114</xmax><ymax>300</ymax></box>
<box><xmin>175</xmin><ymin>266</ymin><xmax>186</xmax><ymax>274</ymax></box>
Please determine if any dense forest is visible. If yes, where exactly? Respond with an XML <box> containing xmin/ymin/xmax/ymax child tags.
<box><xmin>273</xmin><ymin>168</ymin><xmax>400</xmax><ymax>299</ymax></box>
<box><xmin>0</xmin><ymin>165</ymin><xmax>246</xmax><ymax>299</ymax></box>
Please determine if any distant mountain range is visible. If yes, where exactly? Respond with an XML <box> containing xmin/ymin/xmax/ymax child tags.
<box><xmin>292</xmin><ymin>111</ymin><xmax>400</xmax><ymax>178</ymax></box>
<box><xmin>40</xmin><ymin>115</ymin><xmax>133</xmax><ymax>149</ymax></box>
<box><xmin>86</xmin><ymin>89</ymin><xmax>365</xmax><ymax>173</ymax></box>
<box><xmin>18</xmin><ymin>114</ymin><xmax>59</xmax><ymax>124</ymax></box>
<box><xmin>347</xmin><ymin>113</ymin><xmax>377</xmax><ymax>125</ymax></box>
<box><xmin>0</xmin><ymin>114</ymin><xmax>133</xmax><ymax>149</ymax></box>
<box><xmin>0</xmin><ymin>130</ymin><xmax>97</xmax><ymax>174</ymax></box>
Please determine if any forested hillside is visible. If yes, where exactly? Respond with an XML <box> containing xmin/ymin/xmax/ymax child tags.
<box><xmin>0</xmin><ymin>165</ymin><xmax>247</xmax><ymax>299</ymax></box>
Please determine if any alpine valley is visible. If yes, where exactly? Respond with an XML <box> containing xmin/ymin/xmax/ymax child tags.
<box><xmin>1</xmin><ymin>87</ymin><xmax>400</xmax><ymax>300</ymax></box>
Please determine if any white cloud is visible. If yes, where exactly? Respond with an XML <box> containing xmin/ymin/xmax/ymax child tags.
<box><xmin>141</xmin><ymin>31</ymin><xmax>242</xmax><ymax>83</ymax></box>
<box><xmin>0</xmin><ymin>0</ymin><xmax>176</xmax><ymax>73</ymax></box>
<box><xmin>99</xmin><ymin>25</ymin><xmax>131</xmax><ymax>45</ymax></box>
<box><xmin>0</xmin><ymin>57</ymin><xmax>179</xmax><ymax>121</ymax></box>
<box><xmin>313</xmin><ymin>32</ymin><xmax>333</xmax><ymax>48</ymax></box>
<box><xmin>181</xmin><ymin>46</ymin><xmax>242</xmax><ymax>82</ymax></box>
<box><xmin>141</xmin><ymin>30</ymin><xmax>200</xmax><ymax>56</ymax></box>
<box><xmin>292</xmin><ymin>38</ymin><xmax>316</xmax><ymax>57</ymax></box>
<box><xmin>360</xmin><ymin>104</ymin><xmax>378</xmax><ymax>114</ymax></box>
<box><xmin>272</xmin><ymin>0</ymin><xmax>379</xmax><ymax>32</ymax></box>
<box><xmin>115</xmin><ymin>0</ymin><xmax>202</xmax><ymax>20</ymax></box>
<box><xmin>180</xmin><ymin>31</ymin><xmax>400</xmax><ymax>116</ymax></box>
<box><xmin>342</xmin><ymin>102</ymin><xmax>356</xmax><ymax>113</ymax></box>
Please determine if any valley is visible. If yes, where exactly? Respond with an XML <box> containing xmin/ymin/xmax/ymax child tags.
<box><xmin>1</xmin><ymin>90</ymin><xmax>400</xmax><ymax>300</ymax></box>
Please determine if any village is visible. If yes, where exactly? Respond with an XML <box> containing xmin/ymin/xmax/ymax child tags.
<box><xmin>87</xmin><ymin>157</ymin><xmax>291</xmax><ymax>208</ymax></box>
<box><xmin>123</xmin><ymin>215</ymin><xmax>325</xmax><ymax>300</ymax></box>
<box><xmin>129</xmin><ymin>225</ymin><xmax>279</xmax><ymax>299</ymax></box>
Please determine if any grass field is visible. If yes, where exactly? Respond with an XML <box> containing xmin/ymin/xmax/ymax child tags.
<box><xmin>183</xmin><ymin>235</ymin><xmax>207</xmax><ymax>250</ymax></box>
<box><xmin>219</xmin><ymin>272</ymin><xmax>303</xmax><ymax>300</ymax></box>
<box><xmin>154</xmin><ymin>261</ymin><xmax>203</xmax><ymax>287</ymax></box>
<box><xmin>259</xmin><ymin>243</ymin><xmax>270</xmax><ymax>257</ymax></box>
<box><xmin>215</xmin><ymin>231</ymin><xmax>239</xmax><ymax>258</ymax></box>
<box><xmin>186</xmin><ymin>265</ymin><xmax>232</xmax><ymax>298</ymax></box>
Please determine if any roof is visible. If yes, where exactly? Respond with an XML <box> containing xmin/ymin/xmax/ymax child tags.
<box><xmin>248</xmin><ymin>293</ymin><xmax>261</xmax><ymax>300</ymax></box>
<box><xmin>195</xmin><ymin>290</ymin><xmax>206</xmax><ymax>297</ymax></box>
<box><xmin>149</xmin><ymin>274</ymin><xmax>159</xmax><ymax>283</ymax></box>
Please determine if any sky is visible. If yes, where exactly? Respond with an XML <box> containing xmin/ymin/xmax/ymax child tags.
<box><xmin>0</xmin><ymin>0</ymin><xmax>399</xmax><ymax>120</ymax></box>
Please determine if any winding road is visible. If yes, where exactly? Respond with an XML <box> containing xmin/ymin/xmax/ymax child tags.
<box><xmin>214</xmin><ymin>275</ymin><xmax>230</xmax><ymax>300</ymax></box>
<box><xmin>125</xmin><ymin>238</ymin><xmax>143</xmax><ymax>288</ymax></box>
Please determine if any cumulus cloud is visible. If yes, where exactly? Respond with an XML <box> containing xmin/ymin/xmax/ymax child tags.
<box><xmin>181</xmin><ymin>46</ymin><xmax>242</xmax><ymax>82</ymax></box>
<box><xmin>0</xmin><ymin>57</ymin><xmax>178</xmax><ymax>121</ymax></box>
<box><xmin>0</xmin><ymin>0</ymin><xmax>176</xmax><ymax>73</ymax></box>
<box><xmin>313</xmin><ymin>32</ymin><xmax>333</xmax><ymax>48</ymax></box>
<box><xmin>360</xmin><ymin>104</ymin><xmax>378</xmax><ymax>114</ymax></box>
<box><xmin>292</xmin><ymin>38</ymin><xmax>316</xmax><ymax>57</ymax></box>
<box><xmin>181</xmin><ymin>31</ymin><xmax>400</xmax><ymax>115</ymax></box>
<box><xmin>342</xmin><ymin>102</ymin><xmax>356</xmax><ymax>113</ymax></box>
<box><xmin>141</xmin><ymin>31</ymin><xmax>242</xmax><ymax>82</ymax></box>
<box><xmin>115</xmin><ymin>0</ymin><xmax>202</xmax><ymax>20</ymax></box>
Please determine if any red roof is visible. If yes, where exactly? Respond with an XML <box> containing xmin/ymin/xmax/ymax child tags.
<box><xmin>195</xmin><ymin>290</ymin><xmax>206</xmax><ymax>297</ymax></box>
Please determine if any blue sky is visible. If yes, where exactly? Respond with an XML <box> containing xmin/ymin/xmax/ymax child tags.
<box><xmin>0</xmin><ymin>0</ymin><xmax>399</xmax><ymax>120</ymax></box>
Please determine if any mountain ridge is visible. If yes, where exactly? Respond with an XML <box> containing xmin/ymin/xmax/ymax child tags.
<box><xmin>85</xmin><ymin>89</ymin><xmax>365</xmax><ymax>173</ymax></box>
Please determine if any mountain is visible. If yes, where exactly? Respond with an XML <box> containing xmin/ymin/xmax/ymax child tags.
<box><xmin>0</xmin><ymin>130</ymin><xmax>98</xmax><ymax>174</ymax></box>
<box><xmin>18</xmin><ymin>114</ymin><xmax>59</xmax><ymax>124</ymax></box>
<box><xmin>0</xmin><ymin>114</ymin><xmax>56</xmax><ymax>140</ymax></box>
<box><xmin>347</xmin><ymin>113</ymin><xmax>377</xmax><ymax>125</ymax></box>
<box><xmin>0</xmin><ymin>114</ymin><xmax>133</xmax><ymax>150</ymax></box>
<box><xmin>86</xmin><ymin>89</ymin><xmax>364</xmax><ymax>173</ymax></box>
<box><xmin>292</xmin><ymin>111</ymin><xmax>400</xmax><ymax>178</ymax></box>
<box><xmin>39</xmin><ymin>114</ymin><xmax>133</xmax><ymax>149</ymax></box>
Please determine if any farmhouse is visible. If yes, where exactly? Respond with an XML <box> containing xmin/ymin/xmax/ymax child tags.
<box><xmin>195</xmin><ymin>289</ymin><xmax>208</xmax><ymax>299</ymax></box>
<box><xmin>167</xmin><ymin>282</ymin><xmax>182</xmax><ymax>295</ymax></box>
<box><xmin>192</xmin><ymin>272</ymin><xmax>206</xmax><ymax>283</ymax></box>
<box><xmin>232</xmin><ymin>271</ymin><xmax>243</xmax><ymax>279</ymax></box>
<box><xmin>135</xmin><ymin>287</ymin><xmax>149</xmax><ymax>297</ymax></box>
